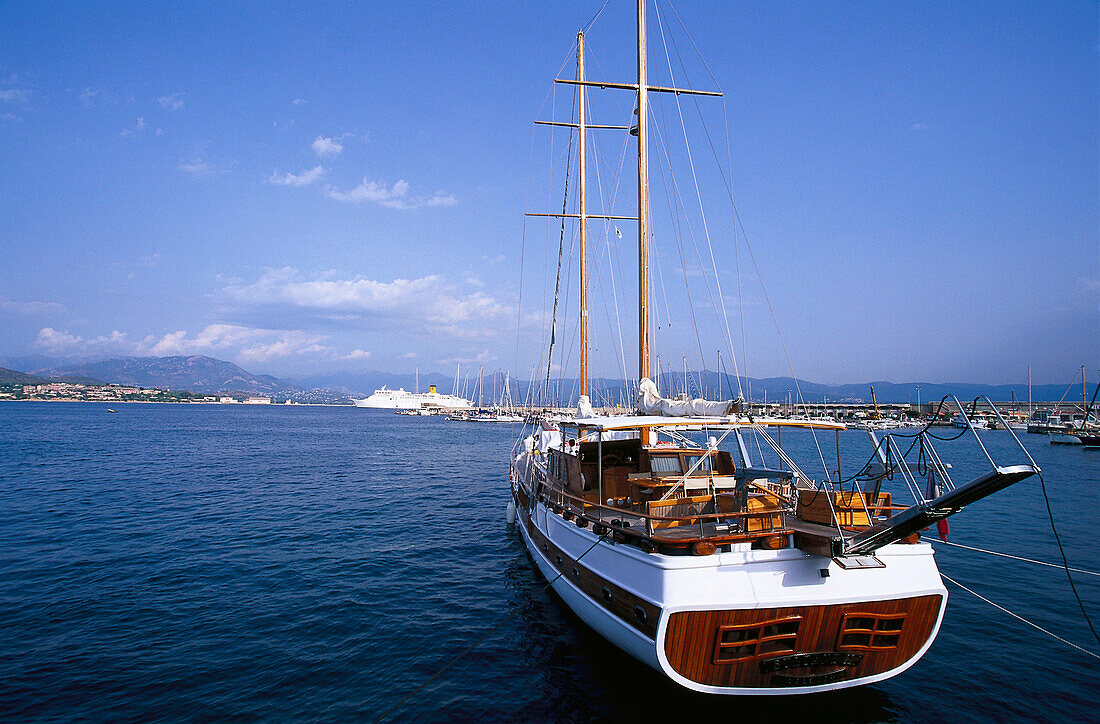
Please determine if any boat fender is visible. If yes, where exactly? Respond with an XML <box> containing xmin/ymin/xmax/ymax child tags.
<box><xmin>506</xmin><ymin>500</ymin><xmax>517</xmax><ymax>525</ymax></box>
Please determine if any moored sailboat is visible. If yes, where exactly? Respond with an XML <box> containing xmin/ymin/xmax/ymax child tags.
<box><xmin>509</xmin><ymin>1</ymin><xmax>1039</xmax><ymax>695</ymax></box>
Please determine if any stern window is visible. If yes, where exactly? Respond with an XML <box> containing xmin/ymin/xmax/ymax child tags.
<box><xmin>837</xmin><ymin>612</ymin><xmax>906</xmax><ymax>651</ymax></box>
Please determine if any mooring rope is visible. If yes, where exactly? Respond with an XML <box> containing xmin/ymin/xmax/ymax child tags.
<box><xmin>925</xmin><ymin>537</ymin><xmax>1100</xmax><ymax>577</ymax></box>
<box><xmin>940</xmin><ymin>573</ymin><xmax>1099</xmax><ymax>661</ymax></box>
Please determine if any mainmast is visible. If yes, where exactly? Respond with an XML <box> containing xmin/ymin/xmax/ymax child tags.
<box><xmin>538</xmin><ymin>4</ymin><xmax>719</xmax><ymax>404</ymax></box>
<box><xmin>636</xmin><ymin>0</ymin><xmax>650</xmax><ymax>381</ymax></box>
<box><xmin>578</xmin><ymin>31</ymin><xmax>589</xmax><ymax>398</ymax></box>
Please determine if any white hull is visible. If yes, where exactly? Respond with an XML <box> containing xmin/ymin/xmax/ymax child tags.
<box><xmin>516</xmin><ymin>498</ymin><xmax>947</xmax><ymax>694</ymax></box>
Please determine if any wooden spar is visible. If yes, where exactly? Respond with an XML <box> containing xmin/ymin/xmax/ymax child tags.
<box><xmin>637</xmin><ymin>0</ymin><xmax>650</xmax><ymax>382</ymax></box>
<box><xmin>578</xmin><ymin>31</ymin><xmax>588</xmax><ymax>399</ymax></box>
<box><xmin>526</xmin><ymin>212</ymin><xmax>637</xmax><ymax>220</ymax></box>
<box><xmin>534</xmin><ymin>120</ymin><xmax>630</xmax><ymax>129</ymax></box>
<box><xmin>554</xmin><ymin>79</ymin><xmax>722</xmax><ymax>97</ymax></box>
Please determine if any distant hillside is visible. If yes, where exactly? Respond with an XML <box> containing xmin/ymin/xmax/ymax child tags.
<box><xmin>0</xmin><ymin>366</ymin><xmax>48</xmax><ymax>385</ymax></box>
<box><xmin>31</xmin><ymin>356</ymin><xmax>294</xmax><ymax>395</ymax></box>
<box><xmin>0</xmin><ymin>366</ymin><xmax>103</xmax><ymax>386</ymax></box>
<box><xmin>1</xmin><ymin>351</ymin><xmax>1085</xmax><ymax>405</ymax></box>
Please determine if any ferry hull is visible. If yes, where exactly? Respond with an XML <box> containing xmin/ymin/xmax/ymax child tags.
<box><xmin>514</xmin><ymin>494</ymin><xmax>947</xmax><ymax>695</ymax></box>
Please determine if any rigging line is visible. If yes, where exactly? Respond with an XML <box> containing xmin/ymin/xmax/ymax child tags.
<box><xmin>650</xmin><ymin>8</ymin><xmax>706</xmax><ymax>373</ymax></box>
<box><xmin>647</xmin><ymin>101</ymin><xmax>717</xmax><ymax>392</ymax></box>
<box><xmin>579</xmin><ymin>42</ymin><xmax>634</xmax><ymax>393</ymax></box>
<box><xmin>1037</xmin><ymin>469</ymin><xmax>1100</xmax><ymax>644</ymax></box>
<box><xmin>653</xmin><ymin>101</ymin><xmax>710</xmax><ymax>395</ymax></box>
<box><xmin>543</xmin><ymin>93</ymin><xmax>578</xmax><ymax>407</ymax></box>
<box><xmin>939</xmin><ymin>573</ymin><xmax>1100</xmax><ymax>661</ymax></box>
<box><xmin>649</xmin><ymin>112</ymin><xmax>704</xmax><ymax>387</ymax></box>
<box><xmin>924</xmin><ymin>538</ymin><xmax>1100</xmax><ymax>577</ymax></box>
<box><xmin>538</xmin><ymin>85</ymin><xmax>560</xmax><ymax>406</ymax></box>
<box><xmin>587</xmin><ymin>109</ymin><xmax>632</xmax><ymax>389</ymax></box>
<box><xmin>660</xmin><ymin>5</ymin><xmax>749</xmax><ymax>396</ymax></box>
<box><xmin>654</xmin><ymin>2</ymin><xmax>742</xmax><ymax>403</ymax></box>
<box><xmin>581</xmin><ymin>0</ymin><xmax>614</xmax><ymax>34</ymax></box>
<box><xmin>516</xmin><ymin>100</ymin><xmax>543</xmax><ymax>408</ymax></box>
<box><xmin>372</xmin><ymin>529</ymin><xmax>613</xmax><ymax>724</ymax></box>
<box><xmin>663</xmin><ymin>0</ymin><xmax>724</xmax><ymax>93</ymax></box>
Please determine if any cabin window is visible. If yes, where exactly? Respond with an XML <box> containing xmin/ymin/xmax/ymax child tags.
<box><xmin>683</xmin><ymin>454</ymin><xmax>715</xmax><ymax>475</ymax></box>
<box><xmin>650</xmin><ymin>455</ymin><xmax>682</xmax><ymax>476</ymax></box>
<box><xmin>713</xmin><ymin>617</ymin><xmax>801</xmax><ymax>664</ymax></box>
<box><xmin>837</xmin><ymin>612</ymin><xmax>906</xmax><ymax>651</ymax></box>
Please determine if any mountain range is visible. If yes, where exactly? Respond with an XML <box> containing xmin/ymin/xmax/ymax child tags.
<box><xmin>0</xmin><ymin>354</ymin><xmax>1087</xmax><ymax>405</ymax></box>
<box><xmin>8</xmin><ymin>355</ymin><xmax>291</xmax><ymax>395</ymax></box>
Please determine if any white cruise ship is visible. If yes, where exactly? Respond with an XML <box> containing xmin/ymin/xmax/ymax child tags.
<box><xmin>352</xmin><ymin>384</ymin><xmax>471</xmax><ymax>411</ymax></box>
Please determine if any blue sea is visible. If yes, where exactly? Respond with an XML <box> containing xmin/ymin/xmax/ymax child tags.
<box><xmin>0</xmin><ymin>402</ymin><xmax>1097</xmax><ymax>722</ymax></box>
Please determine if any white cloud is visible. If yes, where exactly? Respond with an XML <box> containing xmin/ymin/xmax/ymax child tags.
<box><xmin>292</xmin><ymin>98</ymin><xmax>307</xmax><ymax>106</ymax></box>
<box><xmin>121</xmin><ymin>117</ymin><xmax>145</xmax><ymax>137</ymax></box>
<box><xmin>345</xmin><ymin>349</ymin><xmax>372</xmax><ymax>360</ymax></box>
<box><xmin>327</xmin><ymin>178</ymin><xmax>412</xmax><ymax>209</ymax></box>
<box><xmin>312</xmin><ymin>135</ymin><xmax>344</xmax><ymax>156</ymax></box>
<box><xmin>79</xmin><ymin>87</ymin><xmax>113</xmax><ymax>107</ymax></box>
<box><xmin>326</xmin><ymin>177</ymin><xmax>458</xmax><ymax>211</ymax></box>
<box><xmin>426</xmin><ymin>191</ymin><xmax>458</xmax><ymax>207</ymax></box>
<box><xmin>911</xmin><ymin>122</ymin><xmax>930</xmax><ymax>131</ymax></box>
<box><xmin>1</xmin><ymin>299</ymin><xmax>65</xmax><ymax>314</ymax></box>
<box><xmin>220</xmin><ymin>268</ymin><xmax>509</xmax><ymax>335</ymax></box>
<box><xmin>138</xmin><ymin>324</ymin><xmax>330</xmax><ymax>362</ymax></box>
<box><xmin>0</xmin><ymin>88</ymin><xmax>27</xmax><ymax>103</ymax></box>
<box><xmin>269</xmin><ymin>165</ymin><xmax>326</xmax><ymax>186</ymax></box>
<box><xmin>158</xmin><ymin>92</ymin><xmax>185</xmax><ymax>110</ymax></box>
<box><xmin>33</xmin><ymin>327</ymin><xmax>129</xmax><ymax>355</ymax></box>
<box><xmin>180</xmin><ymin>157</ymin><xmax>213</xmax><ymax>174</ymax></box>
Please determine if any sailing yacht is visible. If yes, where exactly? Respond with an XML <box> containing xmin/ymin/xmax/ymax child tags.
<box><xmin>509</xmin><ymin>1</ymin><xmax>1039</xmax><ymax>694</ymax></box>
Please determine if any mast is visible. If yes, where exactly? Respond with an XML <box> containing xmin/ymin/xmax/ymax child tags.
<box><xmin>636</xmin><ymin>0</ymin><xmax>650</xmax><ymax>381</ymax></box>
<box><xmin>1083</xmin><ymin>365</ymin><xmax>1088</xmax><ymax>417</ymax></box>
<box><xmin>578</xmin><ymin>31</ymin><xmax>589</xmax><ymax>399</ymax></box>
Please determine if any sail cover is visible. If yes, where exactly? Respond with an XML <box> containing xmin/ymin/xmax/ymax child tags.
<box><xmin>637</xmin><ymin>377</ymin><xmax>739</xmax><ymax>417</ymax></box>
<box><xmin>577</xmin><ymin>394</ymin><xmax>596</xmax><ymax>418</ymax></box>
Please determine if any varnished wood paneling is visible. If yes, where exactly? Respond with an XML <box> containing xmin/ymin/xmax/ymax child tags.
<box><xmin>663</xmin><ymin>595</ymin><xmax>943</xmax><ymax>688</ymax></box>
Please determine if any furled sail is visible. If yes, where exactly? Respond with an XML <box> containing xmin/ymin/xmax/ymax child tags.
<box><xmin>636</xmin><ymin>377</ymin><xmax>740</xmax><ymax>417</ymax></box>
<box><xmin>577</xmin><ymin>394</ymin><xmax>596</xmax><ymax>418</ymax></box>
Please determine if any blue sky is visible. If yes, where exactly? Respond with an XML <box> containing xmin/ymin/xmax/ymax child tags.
<box><xmin>0</xmin><ymin>1</ymin><xmax>1095</xmax><ymax>386</ymax></box>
